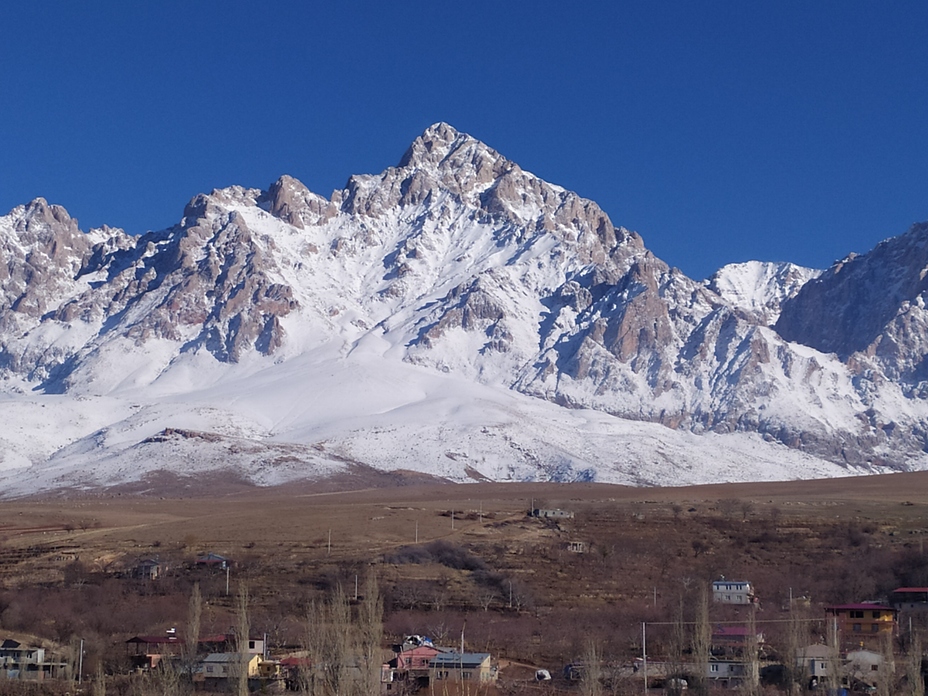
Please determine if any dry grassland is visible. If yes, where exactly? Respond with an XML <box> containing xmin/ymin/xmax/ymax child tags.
<box><xmin>0</xmin><ymin>471</ymin><xmax>927</xmax><ymax>687</ymax></box>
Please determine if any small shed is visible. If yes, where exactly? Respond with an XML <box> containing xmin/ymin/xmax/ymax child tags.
<box><xmin>531</xmin><ymin>509</ymin><xmax>574</xmax><ymax>519</ymax></box>
<box><xmin>195</xmin><ymin>553</ymin><xmax>231</xmax><ymax>570</ymax></box>
<box><xmin>134</xmin><ymin>558</ymin><xmax>163</xmax><ymax>580</ymax></box>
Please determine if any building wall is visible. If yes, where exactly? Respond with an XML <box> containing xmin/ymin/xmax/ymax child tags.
<box><xmin>830</xmin><ymin>609</ymin><xmax>895</xmax><ymax>636</ymax></box>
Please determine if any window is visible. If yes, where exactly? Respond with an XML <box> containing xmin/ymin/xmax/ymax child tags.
<box><xmin>711</xmin><ymin>664</ymin><xmax>719</xmax><ymax>673</ymax></box>
<box><xmin>206</xmin><ymin>666</ymin><xmax>213</xmax><ymax>673</ymax></box>
<box><xmin>853</xmin><ymin>624</ymin><xmax>862</xmax><ymax>632</ymax></box>
<box><xmin>871</xmin><ymin>624</ymin><xmax>880</xmax><ymax>633</ymax></box>
<box><xmin>850</xmin><ymin>610</ymin><xmax>864</xmax><ymax>618</ymax></box>
<box><xmin>871</xmin><ymin>611</ymin><xmax>881</xmax><ymax>619</ymax></box>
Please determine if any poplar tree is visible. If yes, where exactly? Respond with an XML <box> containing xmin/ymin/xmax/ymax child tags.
<box><xmin>235</xmin><ymin>584</ymin><xmax>250</xmax><ymax>696</ymax></box>
<box><xmin>690</xmin><ymin>583</ymin><xmax>711</xmax><ymax>696</ymax></box>
<box><xmin>185</xmin><ymin>582</ymin><xmax>202</xmax><ymax>682</ymax></box>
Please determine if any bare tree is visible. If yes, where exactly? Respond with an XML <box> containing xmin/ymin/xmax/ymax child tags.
<box><xmin>876</xmin><ymin>630</ymin><xmax>895</xmax><ymax>696</ymax></box>
<box><xmin>580</xmin><ymin>638</ymin><xmax>602</xmax><ymax>696</ymax></box>
<box><xmin>235</xmin><ymin>584</ymin><xmax>250</xmax><ymax>696</ymax></box>
<box><xmin>740</xmin><ymin>607</ymin><xmax>760</xmax><ymax>696</ymax></box>
<box><xmin>667</xmin><ymin>598</ymin><xmax>686</xmax><ymax>696</ymax></box>
<box><xmin>717</xmin><ymin>498</ymin><xmax>739</xmax><ymax>521</ymax></box>
<box><xmin>690</xmin><ymin>583</ymin><xmax>711</xmax><ymax>696</ymax></box>
<box><xmin>826</xmin><ymin>616</ymin><xmax>842</xmax><ymax>694</ymax></box>
<box><xmin>906</xmin><ymin>631</ymin><xmax>925</xmax><ymax>696</ymax></box>
<box><xmin>358</xmin><ymin>572</ymin><xmax>384</xmax><ymax>696</ymax></box>
<box><xmin>785</xmin><ymin>604</ymin><xmax>809</xmax><ymax>696</ymax></box>
<box><xmin>92</xmin><ymin>662</ymin><xmax>106</xmax><ymax>696</ymax></box>
<box><xmin>304</xmin><ymin>585</ymin><xmax>357</xmax><ymax>696</ymax></box>
<box><xmin>185</xmin><ymin>582</ymin><xmax>202</xmax><ymax>683</ymax></box>
<box><xmin>139</xmin><ymin>661</ymin><xmax>187</xmax><ymax>696</ymax></box>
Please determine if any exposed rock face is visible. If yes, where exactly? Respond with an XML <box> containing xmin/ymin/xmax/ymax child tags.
<box><xmin>1</xmin><ymin>122</ymin><xmax>927</xmax><ymax>472</ymax></box>
<box><xmin>777</xmin><ymin>224</ymin><xmax>928</xmax><ymax>384</ymax></box>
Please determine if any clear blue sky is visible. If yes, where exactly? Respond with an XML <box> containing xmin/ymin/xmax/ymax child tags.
<box><xmin>2</xmin><ymin>1</ymin><xmax>927</xmax><ymax>280</ymax></box>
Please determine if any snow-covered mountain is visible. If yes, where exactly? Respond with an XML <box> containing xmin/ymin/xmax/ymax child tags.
<box><xmin>1</xmin><ymin>123</ymin><xmax>926</xmax><ymax>496</ymax></box>
<box><xmin>706</xmin><ymin>261</ymin><xmax>822</xmax><ymax>326</ymax></box>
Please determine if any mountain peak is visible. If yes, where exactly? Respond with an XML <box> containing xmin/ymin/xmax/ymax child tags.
<box><xmin>399</xmin><ymin>122</ymin><xmax>492</xmax><ymax>170</ymax></box>
<box><xmin>19</xmin><ymin>197</ymin><xmax>76</xmax><ymax>229</ymax></box>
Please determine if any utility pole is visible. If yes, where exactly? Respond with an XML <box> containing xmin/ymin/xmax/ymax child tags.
<box><xmin>327</xmin><ymin>529</ymin><xmax>331</xmax><ymax>556</ymax></box>
<box><xmin>415</xmin><ymin>520</ymin><xmax>418</xmax><ymax>543</ymax></box>
<box><xmin>78</xmin><ymin>638</ymin><xmax>84</xmax><ymax>684</ymax></box>
<box><xmin>225</xmin><ymin>565</ymin><xmax>230</xmax><ymax>596</ymax></box>
<box><xmin>451</xmin><ymin>510</ymin><xmax>454</xmax><ymax>530</ymax></box>
<box><xmin>641</xmin><ymin>622</ymin><xmax>647</xmax><ymax>696</ymax></box>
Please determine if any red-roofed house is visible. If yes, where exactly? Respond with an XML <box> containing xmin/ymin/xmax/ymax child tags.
<box><xmin>891</xmin><ymin>587</ymin><xmax>928</xmax><ymax>611</ymax></box>
<box><xmin>711</xmin><ymin>625</ymin><xmax>764</xmax><ymax>648</ymax></box>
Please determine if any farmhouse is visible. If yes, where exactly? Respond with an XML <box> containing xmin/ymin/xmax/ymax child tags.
<box><xmin>0</xmin><ymin>639</ymin><xmax>64</xmax><ymax>681</ymax></box>
<box><xmin>707</xmin><ymin>658</ymin><xmax>756</xmax><ymax>689</ymax></box>
<box><xmin>429</xmin><ymin>652</ymin><xmax>496</xmax><ymax>683</ymax></box>
<box><xmin>711</xmin><ymin>625</ymin><xmax>764</xmax><ymax>651</ymax></box>
<box><xmin>531</xmin><ymin>509</ymin><xmax>574</xmax><ymax>519</ymax></box>
<box><xmin>797</xmin><ymin>643</ymin><xmax>834</xmax><ymax>681</ymax></box>
<box><xmin>195</xmin><ymin>653</ymin><xmax>261</xmax><ymax>681</ymax></box>
<box><xmin>133</xmin><ymin>558</ymin><xmax>163</xmax><ymax>580</ymax></box>
<box><xmin>195</xmin><ymin>552</ymin><xmax>231</xmax><ymax>570</ymax></box>
<box><xmin>825</xmin><ymin>603</ymin><xmax>896</xmax><ymax>638</ymax></box>
<box><xmin>890</xmin><ymin>587</ymin><xmax>928</xmax><ymax>611</ymax></box>
<box><xmin>712</xmin><ymin>577</ymin><xmax>755</xmax><ymax>605</ymax></box>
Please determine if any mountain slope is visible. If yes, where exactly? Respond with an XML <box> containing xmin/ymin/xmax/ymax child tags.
<box><xmin>0</xmin><ymin>123</ymin><xmax>926</xmax><ymax>495</ymax></box>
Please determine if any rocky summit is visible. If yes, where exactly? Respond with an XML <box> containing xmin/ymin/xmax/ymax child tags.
<box><xmin>1</xmin><ymin>123</ymin><xmax>927</xmax><ymax>496</ymax></box>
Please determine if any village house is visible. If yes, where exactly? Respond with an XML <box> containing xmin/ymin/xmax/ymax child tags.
<box><xmin>133</xmin><ymin>558</ymin><xmax>164</xmax><ymax>580</ymax></box>
<box><xmin>531</xmin><ymin>508</ymin><xmax>574</xmax><ymax>519</ymax></box>
<box><xmin>195</xmin><ymin>653</ymin><xmax>261</xmax><ymax>682</ymax></box>
<box><xmin>280</xmin><ymin>656</ymin><xmax>313</xmax><ymax>690</ymax></box>
<box><xmin>712</xmin><ymin>577</ymin><xmax>756</xmax><ymax>605</ymax></box>
<box><xmin>429</xmin><ymin>652</ymin><xmax>496</xmax><ymax>683</ymax></box>
<box><xmin>387</xmin><ymin>644</ymin><xmax>441</xmax><ymax>679</ymax></box>
<box><xmin>825</xmin><ymin>603</ymin><xmax>896</xmax><ymax>638</ymax></box>
<box><xmin>845</xmin><ymin>648</ymin><xmax>891</xmax><ymax>687</ymax></box>
<box><xmin>890</xmin><ymin>587</ymin><xmax>928</xmax><ymax>611</ymax></box>
<box><xmin>125</xmin><ymin>633</ymin><xmax>184</xmax><ymax>670</ymax></box>
<box><xmin>125</xmin><ymin>632</ymin><xmax>263</xmax><ymax>671</ymax></box>
<box><xmin>796</xmin><ymin>643</ymin><xmax>834</xmax><ymax>682</ymax></box>
<box><xmin>382</xmin><ymin>636</ymin><xmax>452</xmax><ymax>689</ymax></box>
<box><xmin>710</xmin><ymin>625</ymin><xmax>764</xmax><ymax>654</ymax></box>
<box><xmin>0</xmin><ymin>639</ymin><xmax>65</xmax><ymax>681</ymax></box>
<box><xmin>707</xmin><ymin>658</ymin><xmax>755</xmax><ymax>689</ymax></box>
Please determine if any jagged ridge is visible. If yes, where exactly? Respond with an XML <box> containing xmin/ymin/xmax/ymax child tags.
<box><xmin>0</xmin><ymin>123</ymin><xmax>927</xmax><ymax>494</ymax></box>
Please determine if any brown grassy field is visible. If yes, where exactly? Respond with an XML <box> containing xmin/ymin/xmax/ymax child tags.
<box><xmin>1</xmin><ymin>471</ymin><xmax>928</xmax><ymax>690</ymax></box>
